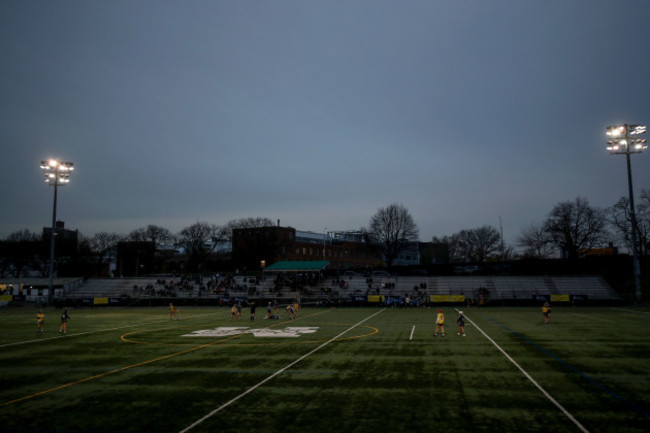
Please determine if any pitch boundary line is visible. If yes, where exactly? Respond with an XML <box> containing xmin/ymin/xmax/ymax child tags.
<box><xmin>178</xmin><ymin>308</ymin><xmax>386</xmax><ymax>433</ymax></box>
<box><xmin>460</xmin><ymin>310</ymin><xmax>590</xmax><ymax>433</ymax></box>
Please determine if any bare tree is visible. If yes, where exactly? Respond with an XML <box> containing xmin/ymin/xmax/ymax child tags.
<box><xmin>469</xmin><ymin>225</ymin><xmax>502</xmax><ymax>262</ymax></box>
<box><xmin>543</xmin><ymin>197</ymin><xmax>607</xmax><ymax>259</ymax></box>
<box><xmin>368</xmin><ymin>203</ymin><xmax>419</xmax><ymax>267</ymax></box>
<box><xmin>516</xmin><ymin>223</ymin><xmax>555</xmax><ymax>259</ymax></box>
<box><xmin>451</xmin><ymin>226</ymin><xmax>501</xmax><ymax>262</ymax></box>
<box><xmin>5</xmin><ymin>229</ymin><xmax>41</xmax><ymax>242</ymax></box>
<box><xmin>177</xmin><ymin>222</ymin><xmax>219</xmax><ymax>272</ymax></box>
<box><xmin>0</xmin><ymin>229</ymin><xmax>42</xmax><ymax>277</ymax></box>
<box><xmin>88</xmin><ymin>232</ymin><xmax>122</xmax><ymax>276</ymax></box>
<box><xmin>128</xmin><ymin>224</ymin><xmax>175</xmax><ymax>249</ymax></box>
<box><xmin>608</xmin><ymin>189</ymin><xmax>650</xmax><ymax>257</ymax></box>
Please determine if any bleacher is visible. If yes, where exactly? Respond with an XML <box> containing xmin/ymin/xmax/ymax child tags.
<box><xmin>51</xmin><ymin>274</ymin><xmax>620</xmax><ymax>303</ymax></box>
<box><xmin>328</xmin><ymin>275</ymin><xmax>620</xmax><ymax>301</ymax></box>
<box><xmin>69</xmin><ymin>278</ymin><xmax>159</xmax><ymax>298</ymax></box>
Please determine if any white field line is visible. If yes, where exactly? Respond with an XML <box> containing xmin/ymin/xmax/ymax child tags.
<box><xmin>409</xmin><ymin>325</ymin><xmax>416</xmax><ymax>341</ymax></box>
<box><xmin>459</xmin><ymin>310</ymin><xmax>590</xmax><ymax>433</ymax></box>
<box><xmin>612</xmin><ymin>307</ymin><xmax>650</xmax><ymax>315</ymax></box>
<box><xmin>0</xmin><ymin>310</ymin><xmax>222</xmax><ymax>349</ymax></box>
<box><xmin>179</xmin><ymin>308</ymin><xmax>386</xmax><ymax>433</ymax></box>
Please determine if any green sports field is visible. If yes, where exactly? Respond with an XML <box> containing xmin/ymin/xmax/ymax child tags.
<box><xmin>1</xmin><ymin>305</ymin><xmax>649</xmax><ymax>433</ymax></box>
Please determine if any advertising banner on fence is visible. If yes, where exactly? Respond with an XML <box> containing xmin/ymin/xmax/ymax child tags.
<box><xmin>384</xmin><ymin>296</ymin><xmax>403</xmax><ymax>306</ymax></box>
<box><xmin>93</xmin><ymin>297</ymin><xmax>109</xmax><ymax>305</ymax></box>
<box><xmin>430</xmin><ymin>295</ymin><xmax>465</xmax><ymax>303</ymax></box>
<box><xmin>551</xmin><ymin>294</ymin><xmax>571</xmax><ymax>302</ymax></box>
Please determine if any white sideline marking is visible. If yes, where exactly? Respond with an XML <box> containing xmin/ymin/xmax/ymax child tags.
<box><xmin>612</xmin><ymin>307</ymin><xmax>650</xmax><ymax>315</ymax></box>
<box><xmin>409</xmin><ymin>325</ymin><xmax>416</xmax><ymax>341</ymax></box>
<box><xmin>179</xmin><ymin>309</ymin><xmax>386</xmax><ymax>433</ymax></box>
<box><xmin>459</xmin><ymin>310</ymin><xmax>590</xmax><ymax>433</ymax></box>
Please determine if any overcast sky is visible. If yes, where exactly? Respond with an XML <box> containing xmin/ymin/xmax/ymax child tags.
<box><xmin>1</xmin><ymin>0</ymin><xmax>649</xmax><ymax>246</ymax></box>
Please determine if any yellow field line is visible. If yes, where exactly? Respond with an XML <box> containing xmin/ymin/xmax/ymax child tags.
<box><xmin>0</xmin><ymin>308</ymin><xmax>332</xmax><ymax>407</ymax></box>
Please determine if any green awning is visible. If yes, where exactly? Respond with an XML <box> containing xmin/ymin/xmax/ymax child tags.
<box><xmin>263</xmin><ymin>260</ymin><xmax>329</xmax><ymax>272</ymax></box>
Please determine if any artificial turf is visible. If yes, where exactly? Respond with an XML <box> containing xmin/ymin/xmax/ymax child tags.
<box><xmin>0</xmin><ymin>305</ymin><xmax>648</xmax><ymax>433</ymax></box>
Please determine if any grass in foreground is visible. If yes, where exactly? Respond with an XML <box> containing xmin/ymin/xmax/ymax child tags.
<box><xmin>0</xmin><ymin>305</ymin><xmax>649</xmax><ymax>433</ymax></box>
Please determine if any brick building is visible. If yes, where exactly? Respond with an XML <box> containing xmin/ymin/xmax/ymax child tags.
<box><xmin>232</xmin><ymin>226</ymin><xmax>382</xmax><ymax>272</ymax></box>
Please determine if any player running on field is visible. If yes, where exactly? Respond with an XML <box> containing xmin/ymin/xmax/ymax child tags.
<box><xmin>434</xmin><ymin>309</ymin><xmax>445</xmax><ymax>337</ymax></box>
<box><xmin>542</xmin><ymin>301</ymin><xmax>552</xmax><ymax>324</ymax></box>
<box><xmin>286</xmin><ymin>303</ymin><xmax>296</xmax><ymax>320</ymax></box>
<box><xmin>59</xmin><ymin>309</ymin><xmax>70</xmax><ymax>334</ymax></box>
<box><xmin>36</xmin><ymin>310</ymin><xmax>45</xmax><ymax>333</ymax></box>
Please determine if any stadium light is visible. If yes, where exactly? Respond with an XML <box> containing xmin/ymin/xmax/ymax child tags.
<box><xmin>40</xmin><ymin>159</ymin><xmax>74</xmax><ymax>305</ymax></box>
<box><xmin>606</xmin><ymin>124</ymin><xmax>646</xmax><ymax>302</ymax></box>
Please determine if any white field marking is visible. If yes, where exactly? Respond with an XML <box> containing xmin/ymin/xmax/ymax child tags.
<box><xmin>409</xmin><ymin>325</ymin><xmax>416</xmax><ymax>341</ymax></box>
<box><xmin>612</xmin><ymin>307</ymin><xmax>650</xmax><ymax>315</ymax></box>
<box><xmin>179</xmin><ymin>308</ymin><xmax>386</xmax><ymax>433</ymax></box>
<box><xmin>456</xmin><ymin>309</ymin><xmax>590</xmax><ymax>433</ymax></box>
<box><xmin>0</xmin><ymin>310</ymin><xmax>222</xmax><ymax>349</ymax></box>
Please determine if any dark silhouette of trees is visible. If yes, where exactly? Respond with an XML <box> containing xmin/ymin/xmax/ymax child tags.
<box><xmin>128</xmin><ymin>224</ymin><xmax>175</xmax><ymax>250</ymax></box>
<box><xmin>543</xmin><ymin>197</ymin><xmax>608</xmax><ymax>259</ymax></box>
<box><xmin>435</xmin><ymin>225</ymin><xmax>501</xmax><ymax>263</ymax></box>
<box><xmin>516</xmin><ymin>223</ymin><xmax>554</xmax><ymax>259</ymax></box>
<box><xmin>608</xmin><ymin>189</ymin><xmax>650</xmax><ymax>257</ymax></box>
<box><xmin>177</xmin><ymin>222</ymin><xmax>219</xmax><ymax>272</ymax></box>
<box><xmin>369</xmin><ymin>203</ymin><xmax>419</xmax><ymax>267</ymax></box>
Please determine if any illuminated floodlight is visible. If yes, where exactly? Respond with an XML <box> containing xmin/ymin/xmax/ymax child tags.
<box><xmin>605</xmin><ymin>123</ymin><xmax>645</xmax><ymax>302</ymax></box>
<box><xmin>40</xmin><ymin>158</ymin><xmax>74</xmax><ymax>305</ymax></box>
<box><xmin>629</xmin><ymin>124</ymin><xmax>647</xmax><ymax>135</ymax></box>
<box><xmin>606</xmin><ymin>124</ymin><xmax>647</xmax><ymax>154</ymax></box>
<box><xmin>40</xmin><ymin>160</ymin><xmax>74</xmax><ymax>185</ymax></box>
<box><xmin>606</xmin><ymin>125</ymin><xmax>626</xmax><ymax>137</ymax></box>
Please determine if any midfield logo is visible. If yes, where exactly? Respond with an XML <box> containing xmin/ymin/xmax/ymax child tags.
<box><xmin>182</xmin><ymin>326</ymin><xmax>319</xmax><ymax>338</ymax></box>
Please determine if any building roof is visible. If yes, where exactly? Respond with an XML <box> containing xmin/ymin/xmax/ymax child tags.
<box><xmin>263</xmin><ymin>260</ymin><xmax>329</xmax><ymax>272</ymax></box>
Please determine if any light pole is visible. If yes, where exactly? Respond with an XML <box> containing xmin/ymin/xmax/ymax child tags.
<box><xmin>606</xmin><ymin>124</ymin><xmax>647</xmax><ymax>302</ymax></box>
<box><xmin>40</xmin><ymin>159</ymin><xmax>74</xmax><ymax>305</ymax></box>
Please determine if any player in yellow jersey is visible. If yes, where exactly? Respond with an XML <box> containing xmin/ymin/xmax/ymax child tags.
<box><xmin>169</xmin><ymin>303</ymin><xmax>179</xmax><ymax>320</ymax></box>
<box><xmin>542</xmin><ymin>301</ymin><xmax>552</xmax><ymax>324</ymax></box>
<box><xmin>434</xmin><ymin>309</ymin><xmax>445</xmax><ymax>337</ymax></box>
<box><xmin>36</xmin><ymin>311</ymin><xmax>45</xmax><ymax>332</ymax></box>
<box><xmin>230</xmin><ymin>304</ymin><xmax>239</xmax><ymax>321</ymax></box>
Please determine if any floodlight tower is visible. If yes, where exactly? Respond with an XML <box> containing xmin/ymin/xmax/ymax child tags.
<box><xmin>606</xmin><ymin>124</ymin><xmax>647</xmax><ymax>302</ymax></box>
<box><xmin>40</xmin><ymin>159</ymin><xmax>74</xmax><ymax>305</ymax></box>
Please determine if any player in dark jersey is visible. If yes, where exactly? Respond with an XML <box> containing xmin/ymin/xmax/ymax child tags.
<box><xmin>456</xmin><ymin>311</ymin><xmax>466</xmax><ymax>336</ymax></box>
<box><xmin>59</xmin><ymin>309</ymin><xmax>71</xmax><ymax>334</ymax></box>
